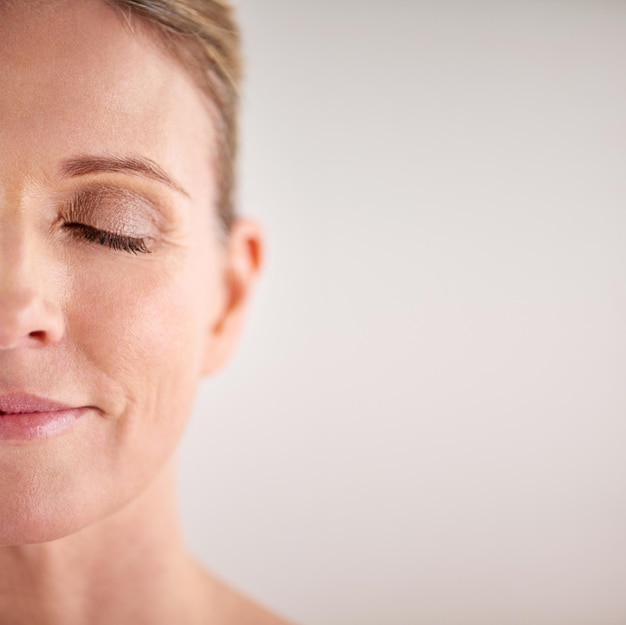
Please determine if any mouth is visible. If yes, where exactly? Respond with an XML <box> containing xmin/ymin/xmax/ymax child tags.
<box><xmin>0</xmin><ymin>393</ymin><xmax>90</xmax><ymax>442</ymax></box>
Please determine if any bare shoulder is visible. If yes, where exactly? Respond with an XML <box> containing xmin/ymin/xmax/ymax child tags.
<box><xmin>198</xmin><ymin>567</ymin><xmax>296</xmax><ymax>625</ymax></box>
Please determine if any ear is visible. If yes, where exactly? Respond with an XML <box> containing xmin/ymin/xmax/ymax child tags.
<box><xmin>200</xmin><ymin>217</ymin><xmax>265</xmax><ymax>377</ymax></box>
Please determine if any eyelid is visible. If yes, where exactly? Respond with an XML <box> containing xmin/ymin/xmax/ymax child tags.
<box><xmin>61</xmin><ymin>184</ymin><xmax>165</xmax><ymax>237</ymax></box>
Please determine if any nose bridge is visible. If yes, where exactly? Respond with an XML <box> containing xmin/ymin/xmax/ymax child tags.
<box><xmin>0</xmin><ymin>188</ymin><xmax>39</xmax><ymax>285</ymax></box>
<box><xmin>0</xmin><ymin>191</ymin><xmax>65</xmax><ymax>348</ymax></box>
<box><xmin>0</xmin><ymin>228</ymin><xmax>37</xmax><ymax>309</ymax></box>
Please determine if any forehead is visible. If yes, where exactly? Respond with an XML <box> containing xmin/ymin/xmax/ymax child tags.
<box><xmin>0</xmin><ymin>0</ymin><xmax>214</xmax><ymax>201</ymax></box>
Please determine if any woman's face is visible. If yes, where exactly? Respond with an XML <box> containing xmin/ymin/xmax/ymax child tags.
<box><xmin>0</xmin><ymin>0</ymin><xmax>259</xmax><ymax>544</ymax></box>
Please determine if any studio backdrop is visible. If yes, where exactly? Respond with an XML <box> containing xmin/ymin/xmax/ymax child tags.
<box><xmin>179</xmin><ymin>2</ymin><xmax>626</xmax><ymax>624</ymax></box>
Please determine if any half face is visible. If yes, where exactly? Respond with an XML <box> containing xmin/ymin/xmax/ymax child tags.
<box><xmin>0</xmin><ymin>0</ymin><xmax>254</xmax><ymax>544</ymax></box>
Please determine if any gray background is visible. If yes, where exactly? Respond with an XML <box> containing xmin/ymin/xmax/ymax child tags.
<box><xmin>178</xmin><ymin>2</ymin><xmax>626</xmax><ymax>624</ymax></box>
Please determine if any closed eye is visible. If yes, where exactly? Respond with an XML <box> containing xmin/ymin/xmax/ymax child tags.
<box><xmin>63</xmin><ymin>222</ymin><xmax>151</xmax><ymax>255</ymax></box>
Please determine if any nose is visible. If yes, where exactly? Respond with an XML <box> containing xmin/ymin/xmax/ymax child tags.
<box><xmin>0</xmin><ymin>228</ymin><xmax>65</xmax><ymax>350</ymax></box>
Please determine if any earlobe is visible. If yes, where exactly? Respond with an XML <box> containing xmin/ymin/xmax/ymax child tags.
<box><xmin>200</xmin><ymin>217</ymin><xmax>265</xmax><ymax>378</ymax></box>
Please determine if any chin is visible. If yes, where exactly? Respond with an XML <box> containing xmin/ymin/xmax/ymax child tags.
<box><xmin>0</xmin><ymin>500</ymin><xmax>90</xmax><ymax>547</ymax></box>
<box><xmin>0</xmin><ymin>460</ymin><xmax>126</xmax><ymax>547</ymax></box>
<box><xmin>0</xmin><ymin>446</ymin><xmax>99</xmax><ymax>545</ymax></box>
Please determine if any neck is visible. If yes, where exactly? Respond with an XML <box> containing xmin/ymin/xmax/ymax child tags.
<box><xmin>0</xmin><ymin>457</ymin><xmax>208</xmax><ymax>625</ymax></box>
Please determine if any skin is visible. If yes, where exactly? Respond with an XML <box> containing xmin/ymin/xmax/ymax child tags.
<box><xmin>0</xmin><ymin>1</ymin><xmax>290</xmax><ymax>623</ymax></box>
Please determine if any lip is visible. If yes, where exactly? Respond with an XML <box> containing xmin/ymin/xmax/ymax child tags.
<box><xmin>0</xmin><ymin>393</ymin><xmax>90</xmax><ymax>442</ymax></box>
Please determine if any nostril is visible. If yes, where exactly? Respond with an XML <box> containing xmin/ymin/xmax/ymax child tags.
<box><xmin>0</xmin><ymin>296</ymin><xmax>66</xmax><ymax>348</ymax></box>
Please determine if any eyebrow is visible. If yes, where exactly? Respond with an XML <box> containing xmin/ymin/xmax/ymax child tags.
<box><xmin>60</xmin><ymin>155</ymin><xmax>190</xmax><ymax>198</ymax></box>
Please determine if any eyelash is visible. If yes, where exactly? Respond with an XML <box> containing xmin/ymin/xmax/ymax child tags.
<box><xmin>63</xmin><ymin>222</ymin><xmax>151</xmax><ymax>255</ymax></box>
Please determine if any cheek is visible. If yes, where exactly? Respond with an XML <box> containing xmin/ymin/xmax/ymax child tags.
<box><xmin>66</xmin><ymin>250</ymin><xmax>216</xmax><ymax>457</ymax></box>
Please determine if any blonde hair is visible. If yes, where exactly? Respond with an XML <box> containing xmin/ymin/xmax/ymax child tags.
<box><xmin>108</xmin><ymin>0</ymin><xmax>242</xmax><ymax>230</ymax></box>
